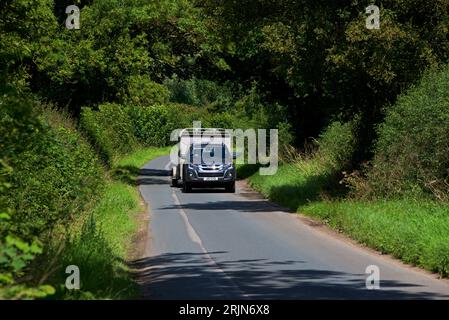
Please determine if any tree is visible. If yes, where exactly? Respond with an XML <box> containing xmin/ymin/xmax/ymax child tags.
<box><xmin>199</xmin><ymin>0</ymin><xmax>449</xmax><ymax>162</ymax></box>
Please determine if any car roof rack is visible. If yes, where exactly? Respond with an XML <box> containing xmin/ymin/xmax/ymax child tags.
<box><xmin>179</xmin><ymin>128</ymin><xmax>232</xmax><ymax>137</ymax></box>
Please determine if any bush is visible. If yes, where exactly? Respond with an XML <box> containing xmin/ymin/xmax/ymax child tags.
<box><xmin>80</xmin><ymin>103</ymin><xmax>139</xmax><ymax>164</ymax></box>
<box><xmin>127</xmin><ymin>103</ymin><xmax>228</xmax><ymax>147</ymax></box>
<box><xmin>120</xmin><ymin>75</ymin><xmax>169</xmax><ymax>106</ymax></box>
<box><xmin>173</xmin><ymin>104</ymin><xmax>210</xmax><ymax>129</ymax></box>
<box><xmin>0</xmin><ymin>225</ymin><xmax>54</xmax><ymax>299</ymax></box>
<box><xmin>1</xmin><ymin>105</ymin><xmax>104</xmax><ymax>241</ymax></box>
<box><xmin>0</xmin><ymin>91</ymin><xmax>105</xmax><ymax>298</ymax></box>
<box><xmin>164</xmin><ymin>76</ymin><xmax>233</xmax><ymax>109</ymax></box>
<box><xmin>317</xmin><ymin>120</ymin><xmax>357</xmax><ymax>170</ymax></box>
<box><xmin>205</xmin><ymin>112</ymin><xmax>236</xmax><ymax>128</ymax></box>
<box><xmin>361</xmin><ymin>67</ymin><xmax>449</xmax><ymax>201</ymax></box>
<box><xmin>234</xmin><ymin>85</ymin><xmax>267</xmax><ymax>129</ymax></box>
<box><xmin>277</xmin><ymin>121</ymin><xmax>294</xmax><ymax>154</ymax></box>
<box><xmin>127</xmin><ymin>104</ymin><xmax>177</xmax><ymax>147</ymax></box>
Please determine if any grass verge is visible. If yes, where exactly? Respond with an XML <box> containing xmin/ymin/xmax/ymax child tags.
<box><xmin>112</xmin><ymin>146</ymin><xmax>172</xmax><ymax>185</ymax></box>
<box><xmin>247</xmin><ymin>163</ymin><xmax>449</xmax><ymax>278</ymax></box>
<box><xmin>49</xmin><ymin>146</ymin><xmax>170</xmax><ymax>299</ymax></box>
<box><xmin>114</xmin><ymin>146</ymin><xmax>172</xmax><ymax>169</ymax></box>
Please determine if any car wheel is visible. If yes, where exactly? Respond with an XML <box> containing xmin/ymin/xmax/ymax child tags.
<box><xmin>171</xmin><ymin>178</ymin><xmax>178</xmax><ymax>187</ymax></box>
<box><xmin>225</xmin><ymin>181</ymin><xmax>235</xmax><ymax>193</ymax></box>
<box><xmin>182</xmin><ymin>181</ymin><xmax>191</xmax><ymax>193</ymax></box>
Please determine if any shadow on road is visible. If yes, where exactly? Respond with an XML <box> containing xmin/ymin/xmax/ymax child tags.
<box><xmin>134</xmin><ymin>158</ymin><xmax>449</xmax><ymax>300</ymax></box>
<box><xmin>137</xmin><ymin>168</ymin><xmax>171</xmax><ymax>185</ymax></box>
<box><xmin>137</xmin><ymin>167</ymin><xmax>235</xmax><ymax>193</ymax></box>
<box><xmin>187</xmin><ymin>188</ymin><xmax>229</xmax><ymax>193</ymax></box>
<box><xmin>129</xmin><ymin>251</ymin><xmax>448</xmax><ymax>300</ymax></box>
<box><xmin>140</xmin><ymin>168</ymin><xmax>172</xmax><ymax>176</ymax></box>
<box><xmin>160</xmin><ymin>200</ymin><xmax>282</xmax><ymax>213</ymax></box>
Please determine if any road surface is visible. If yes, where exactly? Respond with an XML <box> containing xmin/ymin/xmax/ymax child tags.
<box><xmin>134</xmin><ymin>155</ymin><xmax>449</xmax><ymax>299</ymax></box>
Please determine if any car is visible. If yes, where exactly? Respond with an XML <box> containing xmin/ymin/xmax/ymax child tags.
<box><xmin>172</xmin><ymin>128</ymin><xmax>236</xmax><ymax>193</ymax></box>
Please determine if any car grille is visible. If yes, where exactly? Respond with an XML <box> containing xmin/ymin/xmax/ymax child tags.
<box><xmin>198</xmin><ymin>164</ymin><xmax>224</xmax><ymax>171</ymax></box>
<box><xmin>198</xmin><ymin>172</ymin><xmax>223</xmax><ymax>178</ymax></box>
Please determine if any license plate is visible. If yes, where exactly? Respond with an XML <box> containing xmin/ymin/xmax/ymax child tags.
<box><xmin>203</xmin><ymin>177</ymin><xmax>219</xmax><ymax>181</ymax></box>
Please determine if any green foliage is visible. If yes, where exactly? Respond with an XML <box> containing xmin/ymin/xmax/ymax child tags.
<box><xmin>248</xmin><ymin>119</ymin><xmax>356</xmax><ymax>213</ymax></box>
<box><xmin>120</xmin><ymin>75</ymin><xmax>169</xmax><ymax>106</ymax></box>
<box><xmin>358</xmin><ymin>66</ymin><xmax>449</xmax><ymax>201</ymax></box>
<box><xmin>127</xmin><ymin>104</ymin><xmax>177</xmax><ymax>147</ymax></box>
<box><xmin>33</xmin><ymin>0</ymin><xmax>225</xmax><ymax>112</ymax></box>
<box><xmin>249</xmin><ymin>123</ymin><xmax>351</xmax><ymax>210</ymax></box>
<box><xmin>164</xmin><ymin>76</ymin><xmax>233</xmax><ymax>109</ymax></box>
<box><xmin>112</xmin><ymin>146</ymin><xmax>172</xmax><ymax>184</ymax></box>
<box><xmin>53</xmin><ymin>205</ymin><xmax>137</xmax><ymax>299</ymax></box>
<box><xmin>1</xmin><ymin>235</ymin><xmax>42</xmax><ymax>278</ymax></box>
<box><xmin>302</xmin><ymin>200</ymin><xmax>449</xmax><ymax>277</ymax></box>
<box><xmin>172</xmin><ymin>103</ymin><xmax>214</xmax><ymax>129</ymax></box>
<box><xmin>0</xmin><ymin>0</ymin><xmax>57</xmax><ymax>87</ymax></box>
<box><xmin>127</xmin><ymin>102</ymin><xmax>240</xmax><ymax>148</ymax></box>
<box><xmin>248</xmin><ymin>154</ymin><xmax>449</xmax><ymax>278</ymax></box>
<box><xmin>0</xmin><ymin>91</ymin><xmax>103</xmax><ymax>298</ymax></box>
<box><xmin>249</xmin><ymin>158</ymin><xmax>345</xmax><ymax>213</ymax></box>
<box><xmin>2</xmin><ymin>112</ymin><xmax>103</xmax><ymax>239</ymax></box>
<box><xmin>0</xmin><ymin>88</ymin><xmax>104</xmax><ymax>239</ymax></box>
<box><xmin>317</xmin><ymin>120</ymin><xmax>357</xmax><ymax>170</ymax></box>
<box><xmin>277</xmin><ymin>121</ymin><xmax>294</xmax><ymax>152</ymax></box>
<box><xmin>80</xmin><ymin>103</ymin><xmax>139</xmax><ymax>164</ymax></box>
<box><xmin>205</xmin><ymin>112</ymin><xmax>236</xmax><ymax>128</ymax></box>
<box><xmin>50</xmin><ymin>146</ymin><xmax>169</xmax><ymax>299</ymax></box>
<box><xmin>0</xmin><ymin>155</ymin><xmax>55</xmax><ymax>299</ymax></box>
<box><xmin>233</xmin><ymin>85</ymin><xmax>267</xmax><ymax>129</ymax></box>
<box><xmin>3</xmin><ymin>0</ymin><xmax>449</xmax><ymax>298</ymax></box>
<box><xmin>0</xmin><ymin>231</ymin><xmax>55</xmax><ymax>299</ymax></box>
<box><xmin>115</xmin><ymin>146</ymin><xmax>172</xmax><ymax>171</ymax></box>
<box><xmin>201</xmin><ymin>0</ymin><xmax>449</xmax><ymax>154</ymax></box>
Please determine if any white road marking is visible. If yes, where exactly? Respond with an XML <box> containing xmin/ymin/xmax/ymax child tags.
<box><xmin>171</xmin><ymin>190</ymin><xmax>249</xmax><ymax>299</ymax></box>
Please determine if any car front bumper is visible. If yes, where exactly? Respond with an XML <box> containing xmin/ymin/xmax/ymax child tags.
<box><xmin>184</xmin><ymin>166</ymin><xmax>235</xmax><ymax>184</ymax></box>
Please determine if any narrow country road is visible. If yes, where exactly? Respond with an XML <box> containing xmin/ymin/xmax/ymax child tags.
<box><xmin>134</xmin><ymin>155</ymin><xmax>449</xmax><ymax>299</ymax></box>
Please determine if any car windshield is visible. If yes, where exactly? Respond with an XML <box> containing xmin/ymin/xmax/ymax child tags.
<box><xmin>189</xmin><ymin>144</ymin><xmax>230</xmax><ymax>165</ymax></box>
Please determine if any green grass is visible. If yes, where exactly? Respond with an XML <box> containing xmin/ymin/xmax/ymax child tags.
<box><xmin>302</xmin><ymin>200</ymin><xmax>449</xmax><ymax>277</ymax></box>
<box><xmin>115</xmin><ymin>146</ymin><xmax>172</xmax><ymax>169</ymax></box>
<box><xmin>50</xmin><ymin>146</ymin><xmax>169</xmax><ymax>299</ymax></box>
<box><xmin>247</xmin><ymin>162</ymin><xmax>449</xmax><ymax>278</ymax></box>
<box><xmin>55</xmin><ymin>182</ymin><xmax>141</xmax><ymax>299</ymax></box>
<box><xmin>92</xmin><ymin>182</ymin><xmax>140</xmax><ymax>258</ymax></box>
<box><xmin>236</xmin><ymin>163</ymin><xmax>260</xmax><ymax>180</ymax></box>
<box><xmin>248</xmin><ymin>160</ymin><xmax>343</xmax><ymax>209</ymax></box>
<box><xmin>112</xmin><ymin>146</ymin><xmax>172</xmax><ymax>185</ymax></box>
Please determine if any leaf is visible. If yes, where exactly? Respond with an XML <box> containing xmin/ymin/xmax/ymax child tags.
<box><xmin>39</xmin><ymin>285</ymin><xmax>55</xmax><ymax>295</ymax></box>
<box><xmin>11</xmin><ymin>259</ymin><xmax>26</xmax><ymax>272</ymax></box>
<box><xmin>29</xmin><ymin>243</ymin><xmax>42</xmax><ymax>254</ymax></box>
<box><xmin>0</xmin><ymin>213</ymin><xmax>11</xmax><ymax>220</ymax></box>
<box><xmin>0</xmin><ymin>273</ymin><xmax>13</xmax><ymax>285</ymax></box>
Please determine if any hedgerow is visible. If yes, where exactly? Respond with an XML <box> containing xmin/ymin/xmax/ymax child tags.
<box><xmin>352</xmin><ymin>66</ymin><xmax>449</xmax><ymax>201</ymax></box>
<box><xmin>0</xmin><ymin>89</ymin><xmax>104</xmax><ymax>298</ymax></box>
<box><xmin>80</xmin><ymin>103</ymin><xmax>139</xmax><ymax>164</ymax></box>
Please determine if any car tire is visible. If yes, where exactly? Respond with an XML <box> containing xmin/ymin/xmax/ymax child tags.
<box><xmin>171</xmin><ymin>178</ymin><xmax>178</xmax><ymax>187</ymax></box>
<box><xmin>225</xmin><ymin>181</ymin><xmax>235</xmax><ymax>193</ymax></box>
<box><xmin>182</xmin><ymin>181</ymin><xmax>192</xmax><ymax>193</ymax></box>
